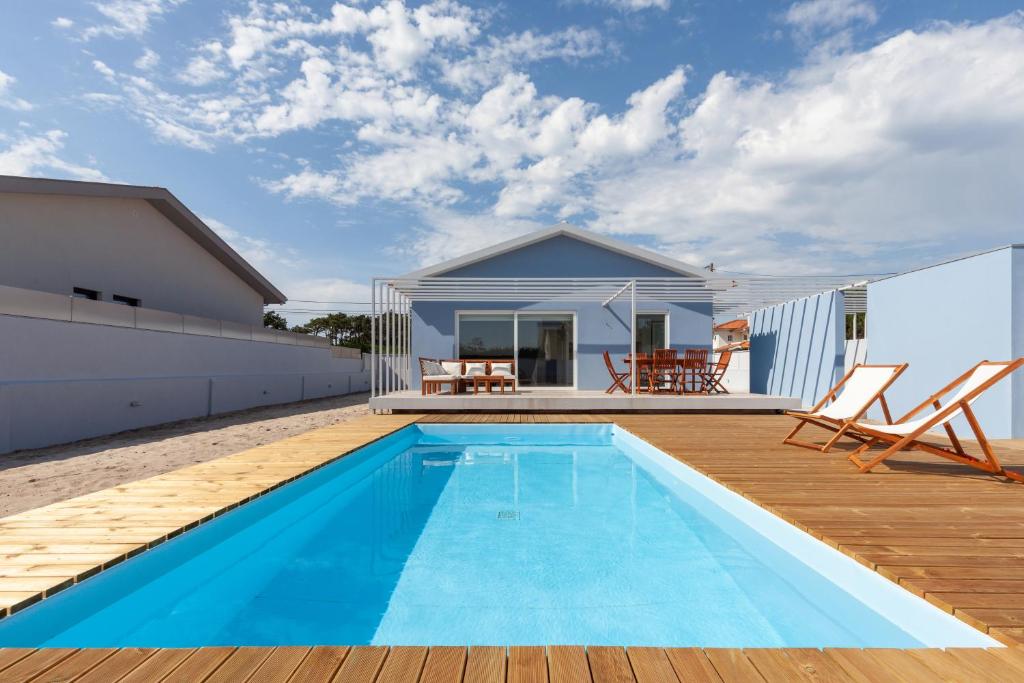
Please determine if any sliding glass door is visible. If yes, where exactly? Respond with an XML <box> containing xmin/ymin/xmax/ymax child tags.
<box><xmin>517</xmin><ymin>314</ymin><xmax>574</xmax><ymax>387</ymax></box>
<box><xmin>457</xmin><ymin>312</ymin><xmax>575</xmax><ymax>387</ymax></box>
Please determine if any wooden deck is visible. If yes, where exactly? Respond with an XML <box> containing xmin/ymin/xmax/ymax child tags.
<box><xmin>4</xmin><ymin>643</ymin><xmax>1024</xmax><ymax>682</ymax></box>
<box><xmin>2</xmin><ymin>412</ymin><xmax>1024</xmax><ymax>681</ymax></box>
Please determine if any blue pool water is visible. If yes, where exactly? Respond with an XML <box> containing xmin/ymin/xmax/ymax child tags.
<box><xmin>0</xmin><ymin>424</ymin><xmax>996</xmax><ymax>648</ymax></box>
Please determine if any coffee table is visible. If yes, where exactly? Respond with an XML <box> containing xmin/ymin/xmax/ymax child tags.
<box><xmin>472</xmin><ymin>375</ymin><xmax>515</xmax><ymax>394</ymax></box>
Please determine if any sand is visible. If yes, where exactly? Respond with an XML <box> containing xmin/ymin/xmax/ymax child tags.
<box><xmin>0</xmin><ymin>394</ymin><xmax>371</xmax><ymax>518</ymax></box>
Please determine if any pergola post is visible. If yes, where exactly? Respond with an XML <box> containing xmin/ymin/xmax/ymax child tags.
<box><xmin>370</xmin><ymin>278</ymin><xmax>376</xmax><ymax>400</ymax></box>
<box><xmin>630</xmin><ymin>279</ymin><xmax>637</xmax><ymax>396</ymax></box>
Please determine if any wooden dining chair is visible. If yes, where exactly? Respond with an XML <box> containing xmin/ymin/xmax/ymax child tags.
<box><xmin>680</xmin><ymin>349</ymin><xmax>709</xmax><ymax>393</ymax></box>
<box><xmin>650</xmin><ymin>348</ymin><xmax>680</xmax><ymax>393</ymax></box>
<box><xmin>603</xmin><ymin>351</ymin><xmax>630</xmax><ymax>394</ymax></box>
<box><xmin>702</xmin><ymin>351</ymin><xmax>733</xmax><ymax>394</ymax></box>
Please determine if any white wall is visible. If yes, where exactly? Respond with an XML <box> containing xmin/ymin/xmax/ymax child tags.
<box><xmin>0</xmin><ymin>314</ymin><xmax>370</xmax><ymax>453</ymax></box>
<box><xmin>716</xmin><ymin>350</ymin><xmax>750</xmax><ymax>393</ymax></box>
<box><xmin>0</xmin><ymin>193</ymin><xmax>265</xmax><ymax>324</ymax></box>
<box><xmin>867</xmin><ymin>247</ymin><xmax>1020</xmax><ymax>438</ymax></box>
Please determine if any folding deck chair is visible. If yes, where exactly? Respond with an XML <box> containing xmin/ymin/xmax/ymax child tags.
<box><xmin>783</xmin><ymin>363</ymin><xmax>908</xmax><ymax>453</ymax></box>
<box><xmin>845</xmin><ymin>359</ymin><xmax>1024</xmax><ymax>482</ymax></box>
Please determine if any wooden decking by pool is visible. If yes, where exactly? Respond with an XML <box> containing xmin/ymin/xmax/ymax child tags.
<box><xmin>4</xmin><ymin>643</ymin><xmax>1024</xmax><ymax>682</ymax></box>
<box><xmin>2</xmin><ymin>412</ymin><xmax>1024</xmax><ymax>681</ymax></box>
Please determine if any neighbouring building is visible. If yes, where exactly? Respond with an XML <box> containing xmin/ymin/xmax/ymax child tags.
<box><xmin>406</xmin><ymin>224</ymin><xmax>713</xmax><ymax>391</ymax></box>
<box><xmin>0</xmin><ymin>176</ymin><xmax>368</xmax><ymax>453</ymax></box>
<box><xmin>0</xmin><ymin>175</ymin><xmax>283</xmax><ymax>324</ymax></box>
<box><xmin>713</xmin><ymin>319</ymin><xmax>749</xmax><ymax>352</ymax></box>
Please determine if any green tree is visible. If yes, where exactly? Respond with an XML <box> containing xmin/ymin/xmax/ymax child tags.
<box><xmin>263</xmin><ymin>310</ymin><xmax>288</xmax><ymax>330</ymax></box>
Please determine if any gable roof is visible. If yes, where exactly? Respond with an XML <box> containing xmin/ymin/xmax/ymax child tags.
<box><xmin>401</xmin><ymin>223</ymin><xmax>709</xmax><ymax>279</ymax></box>
<box><xmin>0</xmin><ymin>175</ymin><xmax>286</xmax><ymax>304</ymax></box>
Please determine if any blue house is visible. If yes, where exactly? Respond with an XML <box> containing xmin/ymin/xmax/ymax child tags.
<box><xmin>400</xmin><ymin>225</ymin><xmax>713</xmax><ymax>391</ymax></box>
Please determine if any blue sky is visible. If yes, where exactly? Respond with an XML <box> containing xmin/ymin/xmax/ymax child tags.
<box><xmin>1</xmin><ymin>0</ymin><xmax>1022</xmax><ymax>323</ymax></box>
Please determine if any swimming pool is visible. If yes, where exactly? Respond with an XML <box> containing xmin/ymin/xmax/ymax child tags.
<box><xmin>0</xmin><ymin>424</ymin><xmax>997</xmax><ymax>648</ymax></box>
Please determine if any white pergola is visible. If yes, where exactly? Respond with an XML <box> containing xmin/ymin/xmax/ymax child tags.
<box><xmin>370</xmin><ymin>274</ymin><xmax>878</xmax><ymax>398</ymax></box>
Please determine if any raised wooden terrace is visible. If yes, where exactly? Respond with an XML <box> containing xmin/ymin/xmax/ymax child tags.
<box><xmin>2</xmin><ymin>412</ymin><xmax>1024</xmax><ymax>681</ymax></box>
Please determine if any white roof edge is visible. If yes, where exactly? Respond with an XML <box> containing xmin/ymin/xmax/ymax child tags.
<box><xmin>398</xmin><ymin>223</ymin><xmax>711</xmax><ymax>280</ymax></box>
<box><xmin>868</xmin><ymin>243</ymin><xmax>1022</xmax><ymax>286</ymax></box>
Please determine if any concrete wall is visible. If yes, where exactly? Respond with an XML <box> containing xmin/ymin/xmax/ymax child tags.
<box><xmin>0</xmin><ymin>314</ymin><xmax>369</xmax><ymax>453</ymax></box>
<box><xmin>0</xmin><ymin>193</ymin><xmax>264</xmax><ymax>324</ymax></box>
<box><xmin>410</xmin><ymin>234</ymin><xmax>712</xmax><ymax>391</ymax></box>
<box><xmin>750</xmin><ymin>290</ymin><xmax>845</xmax><ymax>407</ymax></box>
<box><xmin>868</xmin><ymin>246</ymin><xmax>1021</xmax><ymax>438</ymax></box>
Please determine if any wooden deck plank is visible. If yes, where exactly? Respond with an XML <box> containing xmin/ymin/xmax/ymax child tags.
<box><xmin>0</xmin><ymin>648</ymin><xmax>35</xmax><ymax>674</ymax></box>
<box><xmin>625</xmin><ymin>647</ymin><xmax>678</xmax><ymax>683</ymax></box>
<box><xmin>662</xmin><ymin>649</ymin><xmax>722</xmax><ymax>683</ymax></box>
<box><xmin>160</xmin><ymin>646</ymin><xmax>235</xmax><ymax>683</ymax></box>
<box><xmin>701</xmin><ymin>649</ymin><xmax>765</xmax><ymax>683</ymax></box>
<box><xmin>376</xmin><ymin>646</ymin><xmax>428</xmax><ymax>683</ymax></box>
<box><xmin>286</xmin><ymin>645</ymin><xmax>349</xmax><ymax>683</ymax></box>
<box><xmin>586</xmin><ymin>647</ymin><xmax>635</xmax><ymax>683</ymax></box>
<box><xmin>112</xmin><ymin>649</ymin><xmax>194</xmax><ymax>683</ymax></box>
<box><xmin>333</xmin><ymin>645</ymin><xmax>389</xmax><ymax>683</ymax></box>
<box><xmin>24</xmin><ymin>647</ymin><xmax>115</xmax><ymax>681</ymax></box>
<box><xmin>244</xmin><ymin>647</ymin><xmax>310</xmax><ymax>683</ymax></box>
<box><xmin>0</xmin><ymin>648</ymin><xmax>76</xmax><ymax>681</ymax></box>
<box><xmin>508</xmin><ymin>646</ymin><xmax>548</xmax><ymax>683</ymax></box>
<box><xmin>464</xmin><ymin>646</ymin><xmax>506</xmax><ymax>683</ymax></box>
<box><xmin>548</xmin><ymin>646</ymin><xmax>590</xmax><ymax>683</ymax></box>
<box><xmin>204</xmin><ymin>646</ymin><xmax>274</xmax><ymax>683</ymax></box>
<box><xmin>743</xmin><ymin>649</ymin><xmax>819</xmax><ymax>682</ymax></box>
<box><xmin>419</xmin><ymin>646</ymin><xmax>468</xmax><ymax>683</ymax></box>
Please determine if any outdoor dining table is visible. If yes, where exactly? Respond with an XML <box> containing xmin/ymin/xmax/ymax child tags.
<box><xmin>623</xmin><ymin>353</ymin><xmax>709</xmax><ymax>392</ymax></box>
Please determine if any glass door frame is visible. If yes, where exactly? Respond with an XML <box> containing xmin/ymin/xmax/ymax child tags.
<box><xmin>454</xmin><ymin>309</ymin><xmax>578</xmax><ymax>390</ymax></box>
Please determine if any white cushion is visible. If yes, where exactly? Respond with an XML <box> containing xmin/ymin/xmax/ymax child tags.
<box><xmin>491</xmin><ymin>362</ymin><xmax>513</xmax><ymax>376</ymax></box>
<box><xmin>423</xmin><ymin>374</ymin><xmax>458</xmax><ymax>381</ymax></box>
<box><xmin>440</xmin><ymin>361</ymin><xmax>463</xmax><ymax>375</ymax></box>
<box><xmin>464</xmin><ymin>362</ymin><xmax>487</xmax><ymax>376</ymax></box>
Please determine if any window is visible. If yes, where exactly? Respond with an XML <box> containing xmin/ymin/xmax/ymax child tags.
<box><xmin>112</xmin><ymin>294</ymin><xmax>141</xmax><ymax>307</ymax></box>
<box><xmin>72</xmin><ymin>287</ymin><xmax>100</xmax><ymax>300</ymax></box>
<box><xmin>845</xmin><ymin>312</ymin><xmax>866</xmax><ymax>340</ymax></box>
<box><xmin>635</xmin><ymin>314</ymin><xmax>666</xmax><ymax>355</ymax></box>
<box><xmin>727</xmin><ymin>334</ymin><xmax>734</xmax><ymax>342</ymax></box>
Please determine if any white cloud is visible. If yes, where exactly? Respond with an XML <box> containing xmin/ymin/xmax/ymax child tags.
<box><xmin>575</xmin><ymin>0</ymin><xmax>671</xmax><ymax>11</ymax></box>
<box><xmin>0</xmin><ymin>69</ymin><xmax>32</xmax><ymax>111</ymax></box>
<box><xmin>0</xmin><ymin>130</ymin><xmax>106</xmax><ymax>180</ymax></box>
<box><xmin>84</xmin><ymin>0</ymin><xmax>187</xmax><ymax>40</ymax></box>
<box><xmin>586</xmin><ymin>13</ymin><xmax>1024</xmax><ymax>272</ymax></box>
<box><xmin>784</xmin><ymin>0</ymin><xmax>877</xmax><ymax>34</ymax></box>
<box><xmin>52</xmin><ymin>17</ymin><xmax>74</xmax><ymax>29</ymax></box>
<box><xmin>134</xmin><ymin>47</ymin><xmax>160</xmax><ymax>70</ymax></box>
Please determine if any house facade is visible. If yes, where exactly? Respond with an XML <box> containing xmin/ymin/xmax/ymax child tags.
<box><xmin>406</xmin><ymin>226</ymin><xmax>713</xmax><ymax>391</ymax></box>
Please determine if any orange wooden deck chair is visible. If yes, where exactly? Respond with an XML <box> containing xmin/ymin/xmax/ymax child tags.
<box><xmin>783</xmin><ymin>363</ymin><xmax>908</xmax><ymax>453</ymax></box>
<box><xmin>703</xmin><ymin>350</ymin><xmax>733</xmax><ymax>394</ymax></box>
<box><xmin>603</xmin><ymin>351</ymin><xmax>630</xmax><ymax>393</ymax></box>
<box><xmin>845</xmin><ymin>359</ymin><xmax>1024</xmax><ymax>482</ymax></box>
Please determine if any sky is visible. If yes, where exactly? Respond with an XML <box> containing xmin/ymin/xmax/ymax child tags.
<box><xmin>1</xmin><ymin>0</ymin><xmax>1022</xmax><ymax>324</ymax></box>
